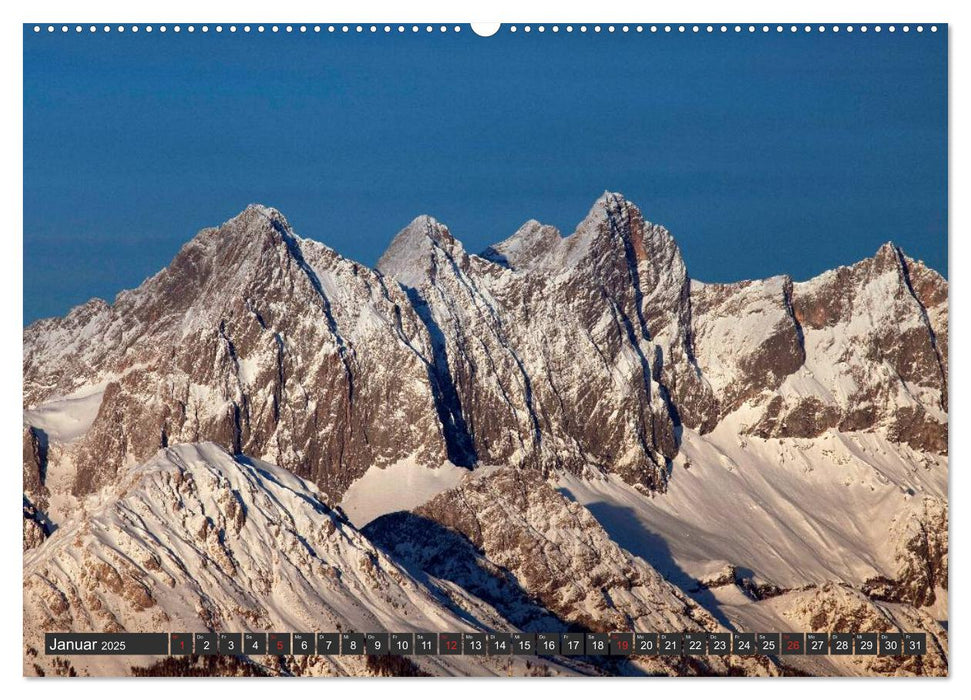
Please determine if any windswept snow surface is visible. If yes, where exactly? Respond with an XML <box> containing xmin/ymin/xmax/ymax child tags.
<box><xmin>557</xmin><ymin>418</ymin><xmax>946</xmax><ymax>592</ymax></box>
<box><xmin>23</xmin><ymin>383</ymin><xmax>106</xmax><ymax>442</ymax></box>
<box><xmin>339</xmin><ymin>459</ymin><xmax>471</xmax><ymax>527</ymax></box>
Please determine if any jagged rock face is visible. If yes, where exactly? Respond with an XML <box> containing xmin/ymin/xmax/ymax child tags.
<box><xmin>24</xmin><ymin>206</ymin><xmax>448</xmax><ymax>501</ymax></box>
<box><xmin>864</xmin><ymin>498</ymin><xmax>948</xmax><ymax>608</ymax></box>
<box><xmin>377</xmin><ymin>195</ymin><xmax>708</xmax><ymax>491</ymax></box>
<box><xmin>366</xmin><ymin>510</ymin><xmax>571</xmax><ymax>633</ymax></box>
<box><xmin>778</xmin><ymin>583</ymin><xmax>947</xmax><ymax>676</ymax></box>
<box><xmin>905</xmin><ymin>257</ymin><xmax>948</xmax><ymax>382</ymax></box>
<box><xmin>24</xmin><ymin>194</ymin><xmax>948</xmax><ymax>506</ymax></box>
<box><xmin>23</xmin><ymin>426</ymin><xmax>51</xmax><ymax>551</ymax></box>
<box><xmin>23</xmin><ymin>425</ymin><xmax>48</xmax><ymax>508</ymax></box>
<box><xmin>368</xmin><ymin>466</ymin><xmax>775</xmax><ymax>676</ymax></box>
<box><xmin>376</xmin><ymin>215</ymin><xmax>541</xmax><ymax>470</ymax></box>
<box><xmin>766</xmin><ymin>245</ymin><xmax>946</xmax><ymax>452</ymax></box>
<box><xmin>377</xmin><ymin>467</ymin><xmax>712</xmax><ymax>633</ymax></box>
<box><xmin>690</xmin><ymin>276</ymin><xmax>805</xmax><ymax>419</ymax></box>
<box><xmin>689</xmin><ymin>245</ymin><xmax>947</xmax><ymax>454</ymax></box>
<box><xmin>374</xmin><ymin>194</ymin><xmax>947</xmax><ymax>492</ymax></box>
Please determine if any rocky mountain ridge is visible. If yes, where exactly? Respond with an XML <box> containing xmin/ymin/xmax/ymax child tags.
<box><xmin>23</xmin><ymin>194</ymin><xmax>948</xmax><ymax>510</ymax></box>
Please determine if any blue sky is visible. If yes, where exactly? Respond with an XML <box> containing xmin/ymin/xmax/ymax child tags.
<box><xmin>24</xmin><ymin>25</ymin><xmax>947</xmax><ymax>323</ymax></box>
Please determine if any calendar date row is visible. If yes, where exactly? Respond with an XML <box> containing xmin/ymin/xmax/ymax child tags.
<box><xmin>47</xmin><ymin>631</ymin><xmax>927</xmax><ymax>657</ymax></box>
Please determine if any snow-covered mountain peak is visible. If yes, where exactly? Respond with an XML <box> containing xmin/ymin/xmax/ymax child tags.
<box><xmin>545</xmin><ymin>192</ymin><xmax>685</xmax><ymax>275</ymax></box>
<box><xmin>165</xmin><ymin>202</ymin><xmax>298</xmax><ymax>274</ymax></box>
<box><xmin>190</xmin><ymin>203</ymin><xmax>296</xmax><ymax>250</ymax></box>
<box><xmin>376</xmin><ymin>214</ymin><xmax>465</xmax><ymax>285</ymax></box>
<box><xmin>480</xmin><ymin>219</ymin><xmax>561</xmax><ymax>270</ymax></box>
<box><xmin>390</xmin><ymin>214</ymin><xmax>454</xmax><ymax>247</ymax></box>
<box><xmin>870</xmin><ymin>240</ymin><xmax>907</xmax><ymax>273</ymax></box>
<box><xmin>237</xmin><ymin>202</ymin><xmax>290</xmax><ymax>224</ymax></box>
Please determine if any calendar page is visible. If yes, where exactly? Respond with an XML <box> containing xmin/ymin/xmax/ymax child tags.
<box><xmin>22</xmin><ymin>21</ymin><xmax>947</xmax><ymax>678</ymax></box>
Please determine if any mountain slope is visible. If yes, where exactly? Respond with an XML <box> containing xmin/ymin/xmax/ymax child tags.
<box><xmin>366</xmin><ymin>466</ymin><xmax>777</xmax><ymax>676</ymax></box>
<box><xmin>24</xmin><ymin>443</ymin><xmax>593</xmax><ymax>677</ymax></box>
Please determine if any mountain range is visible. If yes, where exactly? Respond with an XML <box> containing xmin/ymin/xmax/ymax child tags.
<box><xmin>23</xmin><ymin>193</ymin><xmax>948</xmax><ymax>676</ymax></box>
